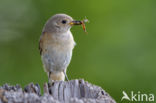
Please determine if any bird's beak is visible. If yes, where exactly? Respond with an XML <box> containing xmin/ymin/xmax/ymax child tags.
<box><xmin>69</xmin><ymin>20</ymin><xmax>82</xmax><ymax>25</ymax></box>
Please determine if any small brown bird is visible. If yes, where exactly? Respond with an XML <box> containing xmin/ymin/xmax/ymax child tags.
<box><xmin>39</xmin><ymin>14</ymin><xmax>87</xmax><ymax>82</ymax></box>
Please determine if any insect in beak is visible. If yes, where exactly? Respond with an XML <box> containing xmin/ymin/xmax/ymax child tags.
<box><xmin>69</xmin><ymin>18</ymin><xmax>89</xmax><ymax>33</ymax></box>
<box><xmin>69</xmin><ymin>21</ymin><xmax>82</xmax><ymax>25</ymax></box>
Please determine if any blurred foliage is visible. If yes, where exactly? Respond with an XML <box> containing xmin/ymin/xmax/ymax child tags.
<box><xmin>0</xmin><ymin>0</ymin><xmax>156</xmax><ymax>102</ymax></box>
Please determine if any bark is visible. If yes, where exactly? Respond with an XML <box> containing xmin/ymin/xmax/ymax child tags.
<box><xmin>0</xmin><ymin>79</ymin><xmax>116</xmax><ymax>103</ymax></box>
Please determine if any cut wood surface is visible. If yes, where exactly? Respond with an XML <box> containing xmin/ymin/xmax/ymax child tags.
<box><xmin>0</xmin><ymin>79</ymin><xmax>116</xmax><ymax>103</ymax></box>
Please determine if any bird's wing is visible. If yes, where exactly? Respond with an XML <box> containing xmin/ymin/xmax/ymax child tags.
<box><xmin>39</xmin><ymin>32</ymin><xmax>54</xmax><ymax>55</ymax></box>
<box><xmin>39</xmin><ymin>33</ymin><xmax>44</xmax><ymax>55</ymax></box>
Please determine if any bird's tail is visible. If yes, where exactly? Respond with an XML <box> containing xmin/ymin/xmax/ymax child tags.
<box><xmin>48</xmin><ymin>72</ymin><xmax>65</xmax><ymax>83</ymax></box>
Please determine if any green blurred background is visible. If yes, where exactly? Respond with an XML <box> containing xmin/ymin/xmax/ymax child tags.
<box><xmin>0</xmin><ymin>0</ymin><xmax>156</xmax><ymax>102</ymax></box>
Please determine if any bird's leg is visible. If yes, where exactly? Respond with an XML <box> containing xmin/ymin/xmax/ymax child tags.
<box><xmin>63</xmin><ymin>70</ymin><xmax>69</xmax><ymax>81</ymax></box>
<box><xmin>48</xmin><ymin>72</ymin><xmax>53</xmax><ymax>84</ymax></box>
<box><xmin>48</xmin><ymin>72</ymin><xmax>51</xmax><ymax>79</ymax></box>
<box><xmin>48</xmin><ymin>72</ymin><xmax>51</xmax><ymax>83</ymax></box>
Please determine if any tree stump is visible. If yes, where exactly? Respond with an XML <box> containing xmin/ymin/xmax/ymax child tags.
<box><xmin>0</xmin><ymin>79</ymin><xmax>116</xmax><ymax>103</ymax></box>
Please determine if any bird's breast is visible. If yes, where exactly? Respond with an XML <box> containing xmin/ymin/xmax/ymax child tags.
<box><xmin>41</xmin><ymin>31</ymin><xmax>75</xmax><ymax>72</ymax></box>
<box><xmin>42</xmin><ymin>31</ymin><xmax>75</xmax><ymax>54</ymax></box>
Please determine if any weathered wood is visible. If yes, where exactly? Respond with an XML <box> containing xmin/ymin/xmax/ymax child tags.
<box><xmin>0</xmin><ymin>79</ymin><xmax>116</xmax><ymax>103</ymax></box>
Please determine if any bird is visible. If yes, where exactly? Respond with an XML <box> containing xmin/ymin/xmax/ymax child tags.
<box><xmin>39</xmin><ymin>14</ymin><xmax>83</xmax><ymax>82</ymax></box>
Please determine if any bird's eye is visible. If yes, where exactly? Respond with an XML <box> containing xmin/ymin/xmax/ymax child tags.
<box><xmin>61</xmin><ymin>20</ymin><xmax>67</xmax><ymax>24</ymax></box>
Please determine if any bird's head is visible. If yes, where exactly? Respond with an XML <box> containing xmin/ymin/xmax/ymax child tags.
<box><xmin>43</xmin><ymin>14</ymin><xmax>83</xmax><ymax>33</ymax></box>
